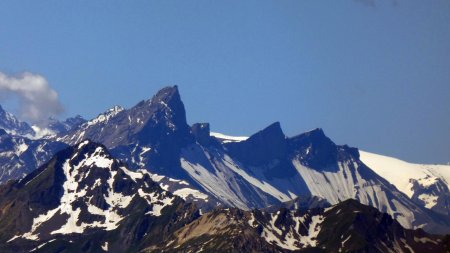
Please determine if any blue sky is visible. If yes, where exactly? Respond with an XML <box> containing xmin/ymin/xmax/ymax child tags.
<box><xmin>0</xmin><ymin>1</ymin><xmax>449</xmax><ymax>164</ymax></box>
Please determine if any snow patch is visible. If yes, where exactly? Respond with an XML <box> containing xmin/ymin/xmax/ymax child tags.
<box><xmin>173</xmin><ymin>188</ymin><xmax>209</xmax><ymax>201</ymax></box>
<box><xmin>300</xmin><ymin>215</ymin><xmax>323</xmax><ymax>247</ymax></box>
<box><xmin>30</xmin><ymin>239</ymin><xmax>56</xmax><ymax>252</ymax></box>
<box><xmin>418</xmin><ymin>194</ymin><xmax>438</xmax><ymax>209</ymax></box>
<box><xmin>210</xmin><ymin>132</ymin><xmax>248</xmax><ymax>143</ymax></box>
<box><xmin>86</xmin><ymin>106</ymin><xmax>124</xmax><ymax>127</ymax></box>
<box><xmin>101</xmin><ymin>241</ymin><xmax>109</xmax><ymax>251</ymax></box>
<box><xmin>138</xmin><ymin>189</ymin><xmax>174</xmax><ymax>216</ymax></box>
<box><xmin>15</xmin><ymin>142</ymin><xmax>29</xmax><ymax>156</ymax></box>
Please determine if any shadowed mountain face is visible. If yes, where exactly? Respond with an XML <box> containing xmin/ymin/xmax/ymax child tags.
<box><xmin>225</xmin><ymin>122</ymin><xmax>288</xmax><ymax>166</ymax></box>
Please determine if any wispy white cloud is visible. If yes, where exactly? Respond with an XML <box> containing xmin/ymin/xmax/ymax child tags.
<box><xmin>0</xmin><ymin>72</ymin><xmax>64</xmax><ymax>125</ymax></box>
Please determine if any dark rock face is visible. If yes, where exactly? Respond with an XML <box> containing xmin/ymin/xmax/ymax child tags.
<box><xmin>224</xmin><ymin>122</ymin><xmax>300</xmax><ymax>180</ymax></box>
<box><xmin>288</xmin><ymin>128</ymin><xmax>339</xmax><ymax>172</ymax></box>
<box><xmin>134</xmin><ymin>85</ymin><xmax>192</xmax><ymax>145</ymax></box>
<box><xmin>226</xmin><ymin>122</ymin><xmax>287</xmax><ymax>166</ymax></box>
<box><xmin>132</xmin><ymin>86</ymin><xmax>194</xmax><ymax>174</ymax></box>
<box><xmin>191</xmin><ymin>123</ymin><xmax>211</xmax><ymax>146</ymax></box>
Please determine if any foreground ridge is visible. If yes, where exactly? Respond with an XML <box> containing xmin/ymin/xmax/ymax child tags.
<box><xmin>145</xmin><ymin>199</ymin><xmax>449</xmax><ymax>253</ymax></box>
<box><xmin>0</xmin><ymin>140</ymin><xmax>198</xmax><ymax>253</ymax></box>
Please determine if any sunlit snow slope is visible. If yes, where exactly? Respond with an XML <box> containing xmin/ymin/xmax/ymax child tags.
<box><xmin>360</xmin><ymin>151</ymin><xmax>450</xmax><ymax>215</ymax></box>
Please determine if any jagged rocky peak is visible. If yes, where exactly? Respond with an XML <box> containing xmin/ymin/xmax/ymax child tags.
<box><xmin>0</xmin><ymin>104</ymin><xmax>34</xmax><ymax>136</ymax></box>
<box><xmin>121</xmin><ymin>85</ymin><xmax>190</xmax><ymax>135</ymax></box>
<box><xmin>191</xmin><ymin>123</ymin><xmax>211</xmax><ymax>145</ymax></box>
<box><xmin>288</xmin><ymin>128</ymin><xmax>339</xmax><ymax>169</ymax></box>
<box><xmin>0</xmin><ymin>128</ymin><xmax>7</xmax><ymax>136</ymax></box>
<box><xmin>248</xmin><ymin>121</ymin><xmax>286</xmax><ymax>143</ymax></box>
<box><xmin>289</xmin><ymin>128</ymin><xmax>360</xmax><ymax>161</ymax></box>
<box><xmin>47</xmin><ymin>115</ymin><xmax>87</xmax><ymax>134</ymax></box>
<box><xmin>134</xmin><ymin>85</ymin><xmax>192</xmax><ymax>146</ymax></box>
<box><xmin>225</xmin><ymin>122</ymin><xmax>287</xmax><ymax>166</ymax></box>
<box><xmin>152</xmin><ymin>85</ymin><xmax>182</xmax><ymax>106</ymax></box>
<box><xmin>293</xmin><ymin>127</ymin><xmax>328</xmax><ymax>142</ymax></box>
<box><xmin>54</xmin><ymin>86</ymin><xmax>193</xmax><ymax>148</ymax></box>
<box><xmin>146</xmin><ymin>85</ymin><xmax>189</xmax><ymax>130</ymax></box>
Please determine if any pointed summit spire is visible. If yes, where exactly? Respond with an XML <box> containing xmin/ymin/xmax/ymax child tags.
<box><xmin>225</xmin><ymin>122</ymin><xmax>287</xmax><ymax>166</ymax></box>
<box><xmin>288</xmin><ymin>128</ymin><xmax>339</xmax><ymax>170</ymax></box>
<box><xmin>153</xmin><ymin>85</ymin><xmax>180</xmax><ymax>101</ymax></box>
<box><xmin>247</xmin><ymin>121</ymin><xmax>285</xmax><ymax>143</ymax></box>
<box><xmin>56</xmin><ymin>86</ymin><xmax>192</xmax><ymax>149</ymax></box>
<box><xmin>148</xmin><ymin>85</ymin><xmax>188</xmax><ymax>129</ymax></box>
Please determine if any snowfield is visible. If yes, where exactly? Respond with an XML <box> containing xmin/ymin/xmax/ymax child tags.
<box><xmin>360</xmin><ymin>151</ymin><xmax>450</xmax><ymax>199</ymax></box>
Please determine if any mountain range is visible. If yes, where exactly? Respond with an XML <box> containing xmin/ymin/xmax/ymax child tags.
<box><xmin>0</xmin><ymin>86</ymin><xmax>449</xmax><ymax>252</ymax></box>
